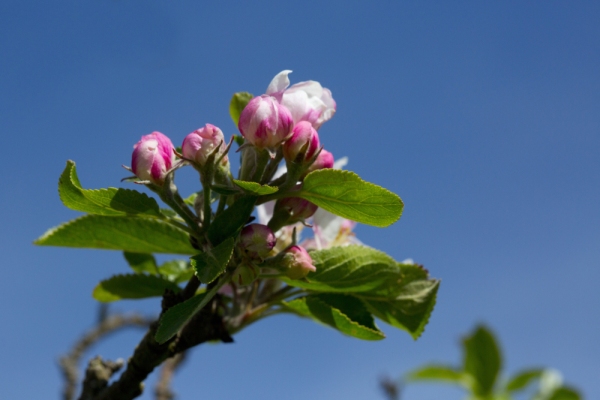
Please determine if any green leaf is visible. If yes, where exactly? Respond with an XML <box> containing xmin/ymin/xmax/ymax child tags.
<box><xmin>183</xmin><ymin>192</ymin><xmax>198</xmax><ymax>206</ymax></box>
<box><xmin>58</xmin><ymin>160</ymin><xmax>161</xmax><ymax>217</ymax></box>
<box><xmin>547</xmin><ymin>387</ymin><xmax>581</xmax><ymax>400</ymax></box>
<box><xmin>35</xmin><ymin>215</ymin><xmax>197</xmax><ymax>254</ymax></box>
<box><xmin>505</xmin><ymin>369</ymin><xmax>544</xmax><ymax>393</ymax></box>
<box><xmin>295</xmin><ymin>169</ymin><xmax>403</xmax><ymax>227</ymax></box>
<box><xmin>92</xmin><ymin>274</ymin><xmax>181</xmax><ymax>302</ymax></box>
<box><xmin>282</xmin><ymin>245</ymin><xmax>401</xmax><ymax>293</ymax></box>
<box><xmin>362</xmin><ymin>278</ymin><xmax>439</xmax><ymax>339</ymax></box>
<box><xmin>229</xmin><ymin>92</ymin><xmax>253</xmax><ymax>126</ymax></box>
<box><xmin>191</xmin><ymin>238</ymin><xmax>234</xmax><ymax>284</ymax></box>
<box><xmin>233</xmin><ymin>179</ymin><xmax>278</xmax><ymax>195</ymax></box>
<box><xmin>158</xmin><ymin>259</ymin><xmax>192</xmax><ymax>283</ymax></box>
<box><xmin>462</xmin><ymin>325</ymin><xmax>502</xmax><ymax>396</ymax></box>
<box><xmin>155</xmin><ymin>274</ymin><xmax>227</xmax><ymax>343</ymax></box>
<box><xmin>284</xmin><ymin>294</ymin><xmax>385</xmax><ymax>341</ymax></box>
<box><xmin>207</xmin><ymin>195</ymin><xmax>256</xmax><ymax>245</ymax></box>
<box><xmin>123</xmin><ymin>252</ymin><xmax>158</xmax><ymax>274</ymax></box>
<box><xmin>405</xmin><ymin>365</ymin><xmax>471</xmax><ymax>388</ymax></box>
<box><xmin>155</xmin><ymin>293</ymin><xmax>207</xmax><ymax>343</ymax></box>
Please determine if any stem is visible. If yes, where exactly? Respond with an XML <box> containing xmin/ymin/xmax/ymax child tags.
<box><xmin>216</xmin><ymin>195</ymin><xmax>227</xmax><ymax>215</ymax></box>
<box><xmin>252</xmin><ymin>148</ymin><xmax>271</xmax><ymax>182</ymax></box>
<box><xmin>261</xmin><ymin>148</ymin><xmax>283</xmax><ymax>184</ymax></box>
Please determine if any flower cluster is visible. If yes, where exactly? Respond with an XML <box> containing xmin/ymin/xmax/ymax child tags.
<box><xmin>128</xmin><ymin>71</ymin><xmax>340</xmax><ymax>284</ymax></box>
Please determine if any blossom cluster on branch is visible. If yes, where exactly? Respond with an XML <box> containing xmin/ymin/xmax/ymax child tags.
<box><xmin>37</xmin><ymin>71</ymin><xmax>438</xmax><ymax>400</ymax></box>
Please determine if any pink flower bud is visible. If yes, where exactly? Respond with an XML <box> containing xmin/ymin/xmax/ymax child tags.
<box><xmin>284</xmin><ymin>245</ymin><xmax>316</xmax><ymax>279</ymax></box>
<box><xmin>266</xmin><ymin>70</ymin><xmax>336</xmax><ymax>130</ymax></box>
<box><xmin>182</xmin><ymin>124</ymin><xmax>226</xmax><ymax>166</ymax></box>
<box><xmin>283</xmin><ymin>121</ymin><xmax>320</xmax><ymax>164</ymax></box>
<box><xmin>131</xmin><ymin>131</ymin><xmax>174</xmax><ymax>185</ymax></box>
<box><xmin>275</xmin><ymin>197</ymin><xmax>318</xmax><ymax>222</ymax></box>
<box><xmin>306</xmin><ymin>149</ymin><xmax>334</xmax><ymax>175</ymax></box>
<box><xmin>239</xmin><ymin>224</ymin><xmax>277</xmax><ymax>259</ymax></box>
<box><xmin>238</xmin><ymin>95</ymin><xmax>293</xmax><ymax>149</ymax></box>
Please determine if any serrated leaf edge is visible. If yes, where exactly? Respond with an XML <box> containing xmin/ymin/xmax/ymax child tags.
<box><xmin>284</xmin><ymin>296</ymin><xmax>386</xmax><ymax>340</ymax></box>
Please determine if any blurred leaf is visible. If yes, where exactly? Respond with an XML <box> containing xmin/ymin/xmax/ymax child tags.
<box><xmin>233</xmin><ymin>180</ymin><xmax>278</xmax><ymax>195</ymax></box>
<box><xmin>284</xmin><ymin>294</ymin><xmax>385</xmax><ymax>341</ymax></box>
<box><xmin>207</xmin><ymin>195</ymin><xmax>256</xmax><ymax>245</ymax></box>
<box><xmin>229</xmin><ymin>92</ymin><xmax>253</xmax><ymax>126</ymax></box>
<box><xmin>463</xmin><ymin>325</ymin><xmax>502</xmax><ymax>396</ymax></box>
<box><xmin>93</xmin><ymin>274</ymin><xmax>180</xmax><ymax>302</ymax></box>
<box><xmin>58</xmin><ymin>160</ymin><xmax>161</xmax><ymax>217</ymax></box>
<box><xmin>35</xmin><ymin>215</ymin><xmax>197</xmax><ymax>254</ymax></box>
<box><xmin>295</xmin><ymin>169</ymin><xmax>403</xmax><ymax>227</ymax></box>
<box><xmin>547</xmin><ymin>387</ymin><xmax>581</xmax><ymax>400</ymax></box>
<box><xmin>191</xmin><ymin>238</ymin><xmax>234</xmax><ymax>284</ymax></box>
<box><xmin>405</xmin><ymin>365</ymin><xmax>470</xmax><ymax>387</ymax></box>
<box><xmin>505</xmin><ymin>369</ymin><xmax>544</xmax><ymax>393</ymax></box>
<box><xmin>123</xmin><ymin>252</ymin><xmax>158</xmax><ymax>274</ymax></box>
<box><xmin>183</xmin><ymin>192</ymin><xmax>199</xmax><ymax>206</ymax></box>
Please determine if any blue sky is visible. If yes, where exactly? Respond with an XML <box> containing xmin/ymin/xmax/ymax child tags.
<box><xmin>1</xmin><ymin>1</ymin><xmax>599</xmax><ymax>399</ymax></box>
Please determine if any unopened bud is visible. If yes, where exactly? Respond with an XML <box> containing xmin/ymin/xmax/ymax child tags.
<box><xmin>283</xmin><ymin>245</ymin><xmax>316</xmax><ymax>279</ymax></box>
<box><xmin>306</xmin><ymin>149</ymin><xmax>334</xmax><ymax>175</ymax></box>
<box><xmin>182</xmin><ymin>124</ymin><xmax>226</xmax><ymax>167</ymax></box>
<box><xmin>131</xmin><ymin>131</ymin><xmax>175</xmax><ymax>185</ymax></box>
<box><xmin>238</xmin><ymin>95</ymin><xmax>293</xmax><ymax>150</ymax></box>
<box><xmin>283</xmin><ymin>121</ymin><xmax>320</xmax><ymax>164</ymax></box>
<box><xmin>274</xmin><ymin>197</ymin><xmax>318</xmax><ymax>223</ymax></box>
<box><xmin>239</xmin><ymin>224</ymin><xmax>276</xmax><ymax>259</ymax></box>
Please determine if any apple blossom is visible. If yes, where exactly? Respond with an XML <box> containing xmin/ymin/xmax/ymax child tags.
<box><xmin>283</xmin><ymin>245</ymin><xmax>316</xmax><ymax>279</ymax></box>
<box><xmin>239</xmin><ymin>224</ymin><xmax>277</xmax><ymax>259</ymax></box>
<box><xmin>266</xmin><ymin>70</ymin><xmax>336</xmax><ymax>129</ymax></box>
<box><xmin>238</xmin><ymin>95</ymin><xmax>293</xmax><ymax>149</ymax></box>
<box><xmin>182</xmin><ymin>124</ymin><xmax>227</xmax><ymax>167</ymax></box>
<box><xmin>305</xmin><ymin>149</ymin><xmax>334</xmax><ymax>175</ymax></box>
<box><xmin>282</xmin><ymin>121</ymin><xmax>320</xmax><ymax>164</ymax></box>
<box><xmin>131</xmin><ymin>131</ymin><xmax>175</xmax><ymax>185</ymax></box>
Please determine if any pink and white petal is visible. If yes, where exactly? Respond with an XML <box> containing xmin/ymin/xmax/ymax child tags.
<box><xmin>266</xmin><ymin>70</ymin><xmax>292</xmax><ymax>98</ymax></box>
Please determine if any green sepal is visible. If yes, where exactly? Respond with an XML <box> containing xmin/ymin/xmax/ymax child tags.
<box><xmin>462</xmin><ymin>325</ymin><xmax>502</xmax><ymax>396</ymax></box>
<box><xmin>191</xmin><ymin>238</ymin><xmax>235</xmax><ymax>284</ymax></box>
<box><xmin>229</xmin><ymin>92</ymin><xmax>253</xmax><ymax>126</ymax></box>
<box><xmin>294</xmin><ymin>169</ymin><xmax>403</xmax><ymax>227</ymax></box>
<box><xmin>35</xmin><ymin>215</ymin><xmax>196</xmax><ymax>254</ymax></box>
<box><xmin>284</xmin><ymin>294</ymin><xmax>385</xmax><ymax>341</ymax></box>
<box><xmin>92</xmin><ymin>273</ymin><xmax>181</xmax><ymax>302</ymax></box>
<box><xmin>233</xmin><ymin>179</ymin><xmax>278</xmax><ymax>195</ymax></box>
<box><xmin>58</xmin><ymin>160</ymin><xmax>161</xmax><ymax>217</ymax></box>
<box><xmin>207</xmin><ymin>195</ymin><xmax>256</xmax><ymax>245</ymax></box>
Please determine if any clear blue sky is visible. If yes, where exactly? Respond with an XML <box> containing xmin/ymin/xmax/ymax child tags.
<box><xmin>1</xmin><ymin>1</ymin><xmax>598</xmax><ymax>399</ymax></box>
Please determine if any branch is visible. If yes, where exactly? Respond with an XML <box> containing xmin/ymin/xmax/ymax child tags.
<box><xmin>92</xmin><ymin>289</ymin><xmax>232</xmax><ymax>400</ymax></box>
<box><xmin>59</xmin><ymin>313</ymin><xmax>154</xmax><ymax>400</ymax></box>
<box><xmin>154</xmin><ymin>352</ymin><xmax>186</xmax><ymax>400</ymax></box>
